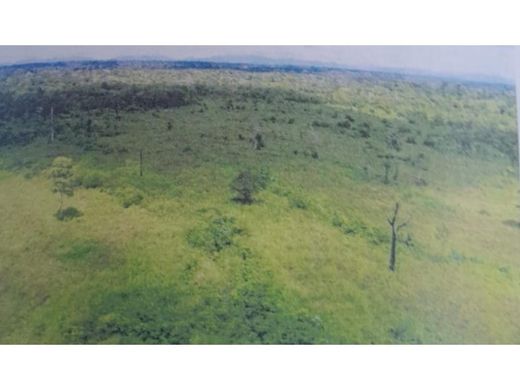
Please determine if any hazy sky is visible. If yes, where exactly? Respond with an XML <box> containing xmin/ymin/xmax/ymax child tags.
<box><xmin>0</xmin><ymin>46</ymin><xmax>516</xmax><ymax>81</ymax></box>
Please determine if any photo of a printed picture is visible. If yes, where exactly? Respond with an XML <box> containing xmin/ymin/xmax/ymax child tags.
<box><xmin>0</xmin><ymin>46</ymin><xmax>518</xmax><ymax>344</ymax></box>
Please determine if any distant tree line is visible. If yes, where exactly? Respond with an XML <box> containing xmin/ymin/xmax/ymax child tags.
<box><xmin>0</xmin><ymin>82</ymin><xmax>321</xmax><ymax>123</ymax></box>
<box><xmin>0</xmin><ymin>83</ymin><xmax>196</xmax><ymax>120</ymax></box>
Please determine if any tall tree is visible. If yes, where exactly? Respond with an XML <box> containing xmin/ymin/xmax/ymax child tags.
<box><xmin>49</xmin><ymin>156</ymin><xmax>74</xmax><ymax>214</ymax></box>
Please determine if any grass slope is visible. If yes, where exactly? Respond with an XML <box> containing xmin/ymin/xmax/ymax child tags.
<box><xmin>0</xmin><ymin>66</ymin><xmax>519</xmax><ymax>343</ymax></box>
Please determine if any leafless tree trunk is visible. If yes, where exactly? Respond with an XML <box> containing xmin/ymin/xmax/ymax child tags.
<box><xmin>49</xmin><ymin>105</ymin><xmax>54</xmax><ymax>143</ymax></box>
<box><xmin>387</xmin><ymin>202</ymin><xmax>407</xmax><ymax>271</ymax></box>
<box><xmin>139</xmin><ymin>150</ymin><xmax>143</xmax><ymax>177</ymax></box>
<box><xmin>383</xmin><ymin>161</ymin><xmax>391</xmax><ymax>184</ymax></box>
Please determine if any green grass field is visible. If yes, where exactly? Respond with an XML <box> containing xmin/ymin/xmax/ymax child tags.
<box><xmin>0</xmin><ymin>63</ymin><xmax>519</xmax><ymax>343</ymax></box>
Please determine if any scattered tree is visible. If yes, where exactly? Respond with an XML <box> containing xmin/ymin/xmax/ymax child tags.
<box><xmin>231</xmin><ymin>170</ymin><xmax>259</xmax><ymax>204</ymax></box>
<box><xmin>49</xmin><ymin>156</ymin><xmax>74</xmax><ymax>215</ymax></box>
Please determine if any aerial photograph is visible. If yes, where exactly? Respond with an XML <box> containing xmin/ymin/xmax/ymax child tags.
<box><xmin>0</xmin><ymin>46</ymin><xmax>518</xmax><ymax>344</ymax></box>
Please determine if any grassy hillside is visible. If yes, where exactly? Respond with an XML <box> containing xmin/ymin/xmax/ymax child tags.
<box><xmin>0</xmin><ymin>64</ymin><xmax>519</xmax><ymax>343</ymax></box>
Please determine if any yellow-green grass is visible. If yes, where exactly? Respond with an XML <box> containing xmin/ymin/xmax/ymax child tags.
<box><xmin>0</xmin><ymin>67</ymin><xmax>519</xmax><ymax>343</ymax></box>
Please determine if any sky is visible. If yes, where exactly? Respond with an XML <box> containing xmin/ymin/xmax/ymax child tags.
<box><xmin>0</xmin><ymin>46</ymin><xmax>516</xmax><ymax>82</ymax></box>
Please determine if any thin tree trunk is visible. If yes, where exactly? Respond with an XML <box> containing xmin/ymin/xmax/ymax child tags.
<box><xmin>50</xmin><ymin>105</ymin><xmax>54</xmax><ymax>143</ymax></box>
<box><xmin>387</xmin><ymin>202</ymin><xmax>406</xmax><ymax>272</ymax></box>
<box><xmin>389</xmin><ymin>225</ymin><xmax>397</xmax><ymax>271</ymax></box>
<box><xmin>139</xmin><ymin>150</ymin><xmax>143</xmax><ymax>177</ymax></box>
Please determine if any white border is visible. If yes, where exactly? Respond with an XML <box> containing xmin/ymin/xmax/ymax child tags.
<box><xmin>1</xmin><ymin>0</ymin><xmax>520</xmax><ymax>44</ymax></box>
<box><xmin>1</xmin><ymin>1</ymin><xmax>520</xmax><ymax>389</ymax></box>
<box><xmin>0</xmin><ymin>345</ymin><xmax>519</xmax><ymax>390</ymax></box>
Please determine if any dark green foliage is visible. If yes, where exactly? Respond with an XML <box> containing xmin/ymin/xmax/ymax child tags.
<box><xmin>0</xmin><ymin>83</ymin><xmax>195</xmax><ymax>120</ymax></box>
<box><xmin>230</xmin><ymin>168</ymin><xmax>270</xmax><ymax>204</ymax></box>
<box><xmin>63</xmin><ymin>282</ymin><xmax>324</xmax><ymax>344</ymax></box>
<box><xmin>80</xmin><ymin>173</ymin><xmax>104</xmax><ymax>189</ymax></box>
<box><xmin>187</xmin><ymin>216</ymin><xmax>242</xmax><ymax>253</ymax></box>
<box><xmin>55</xmin><ymin>206</ymin><xmax>82</xmax><ymax>221</ymax></box>
<box><xmin>228</xmin><ymin>284</ymin><xmax>324</xmax><ymax>344</ymax></box>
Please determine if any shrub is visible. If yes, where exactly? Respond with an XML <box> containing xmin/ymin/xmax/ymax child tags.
<box><xmin>386</xmin><ymin>133</ymin><xmax>401</xmax><ymax>151</ymax></box>
<box><xmin>337</xmin><ymin>120</ymin><xmax>351</xmax><ymax>129</ymax></box>
<box><xmin>289</xmin><ymin>196</ymin><xmax>308</xmax><ymax>210</ymax></box>
<box><xmin>81</xmin><ymin>173</ymin><xmax>104</xmax><ymax>189</ymax></box>
<box><xmin>312</xmin><ymin>120</ymin><xmax>330</xmax><ymax>128</ymax></box>
<box><xmin>423</xmin><ymin>136</ymin><xmax>435</xmax><ymax>148</ymax></box>
<box><xmin>55</xmin><ymin>206</ymin><xmax>82</xmax><ymax>221</ymax></box>
<box><xmin>187</xmin><ymin>216</ymin><xmax>242</xmax><ymax>253</ymax></box>
<box><xmin>118</xmin><ymin>188</ymin><xmax>144</xmax><ymax>208</ymax></box>
<box><xmin>358</xmin><ymin>128</ymin><xmax>370</xmax><ymax>138</ymax></box>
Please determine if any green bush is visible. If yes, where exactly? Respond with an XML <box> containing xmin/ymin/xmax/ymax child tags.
<box><xmin>64</xmin><ymin>283</ymin><xmax>325</xmax><ymax>344</ymax></box>
<box><xmin>332</xmin><ymin>213</ymin><xmax>386</xmax><ymax>244</ymax></box>
<box><xmin>423</xmin><ymin>136</ymin><xmax>435</xmax><ymax>148</ymax></box>
<box><xmin>81</xmin><ymin>173</ymin><xmax>104</xmax><ymax>189</ymax></box>
<box><xmin>55</xmin><ymin>207</ymin><xmax>82</xmax><ymax>221</ymax></box>
<box><xmin>289</xmin><ymin>196</ymin><xmax>308</xmax><ymax>210</ymax></box>
<box><xmin>118</xmin><ymin>188</ymin><xmax>144</xmax><ymax>208</ymax></box>
<box><xmin>187</xmin><ymin>216</ymin><xmax>242</xmax><ymax>253</ymax></box>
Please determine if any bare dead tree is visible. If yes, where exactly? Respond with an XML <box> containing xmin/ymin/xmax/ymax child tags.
<box><xmin>49</xmin><ymin>105</ymin><xmax>54</xmax><ymax>143</ymax></box>
<box><xmin>383</xmin><ymin>161</ymin><xmax>391</xmax><ymax>184</ymax></box>
<box><xmin>387</xmin><ymin>202</ymin><xmax>408</xmax><ymax>271</ymax></box>
<box><xmin>139</xmin><ymin>149</ymin><xmax>143</xmax><ymax>177</ymax></box>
